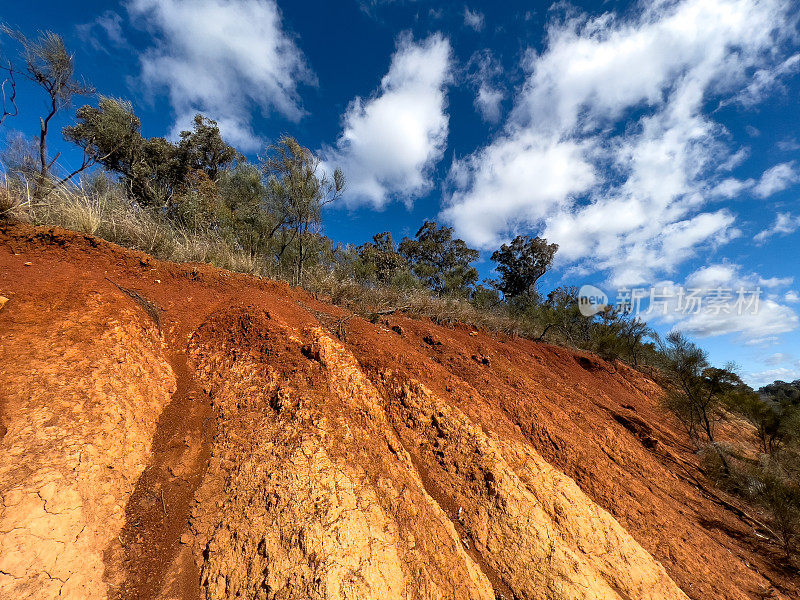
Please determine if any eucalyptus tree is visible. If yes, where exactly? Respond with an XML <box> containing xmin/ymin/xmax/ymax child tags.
<box><xmin>262</xmin><ymin>136</ymin><xmax>344</xmax><ymax>283</ymax></box>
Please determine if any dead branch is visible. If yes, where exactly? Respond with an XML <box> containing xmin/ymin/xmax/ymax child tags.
<box><xmin>0</xmin><ymin>63</ymin><xmax>18</xmax><ymax>126</ymax></box>
<box><xmin>105</xmin><ymin>277</ymin><xmax>163</xmax><ymax>333</ymax></box>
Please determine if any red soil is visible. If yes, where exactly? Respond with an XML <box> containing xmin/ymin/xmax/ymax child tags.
<box><xmin>0</xmin><ymin>221</ymin><xmax>797</xmax><ymax>600</ymax></box>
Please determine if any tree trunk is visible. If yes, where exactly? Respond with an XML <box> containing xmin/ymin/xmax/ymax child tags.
<box><xmin>36</xmin><ymin>98</ymin><xmax>57</xmax><ymax>198</ymax></box>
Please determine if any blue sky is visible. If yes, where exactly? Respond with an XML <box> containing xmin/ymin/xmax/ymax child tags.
<box><xmin>2</xmin><ymin>0</ymin><xmax>800</xmax><ymax>386</ymax></box>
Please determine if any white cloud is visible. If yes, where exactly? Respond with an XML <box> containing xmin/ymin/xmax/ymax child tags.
<box><xmin>717</xmin><ymin>147</ymin><xmax>750</xmax><ymax>172</ymax></box>
<box><xmin>77</xmin><ymin>11</ymin><xmax>128</xmax><ymax>52</ymax></box>
<box><xmin>758</xmin><ymin>276</ymin><xmax>794</xmax><ymax>288</ymax></box>
<box><xmin>754</xmin><ymin>211</ymin><xmax>800</xmax><ymax>244</ymax></box>
<box><xmin>441</xmin><ymin>0</ymin><xmax>798</xmax><ymax>286</ymax></box>
<box><xmin>708</xmin><ymin>161</ymin><xmax>799</xmax><ymax>202</ymax></box>
<box><xmin>444</xmin><ymin>134</ymin><xmax>596</xmax><ymax>248</ymax></box>
<box><xmin>753</xmin><ymin>161</ymin><xmax>799</xmax><ymax>198</ymax></box>
<box><xmin>743</xmin><ymin>336</ymin><xmax>780</xmax><ymax>347</ymax></box>
<box><xmin>463</xmin><ymin>7</ymin><xmax>485</xmax><ymax>32</ymax></box>
<box><xmin>127</xmin><ymin>0</ymin><xmax>313</xmax><ymax>151</ymax></box>
<box><xmin>322</xmin><ymin>34</ymin><xmax>452</xmax><ymax>208</ymax></box>
<box><xmin>786</xmin><ymin>290</ymin><xmax>800</xmax><ymax>303</ymax></box>
<box><xmin>685</xmin><ymin>264</ymin><xmax>739</xmax><ymax>288</ymax></box>
<box><xmin>745</xmin><ymin>364</ymin><xmax>800</xmax><ymax>388</ymax></box>
<box><xmin>735</xmin><ymin>53</ymin><xmax>800</xmax><ymax>106</ymax></box>
<box><xmin>708</xmin><ymin>161</ymin><xmax>799</xmax><ymax>201</ymax></box>
<box><xmin>655</xmin><ymin>264</ymin><xmax>799</xmax><ymax>343</ymax></box>
<box><xmin>777</xmin><ymin>139</ymin><xmax>800</xmax><ymax>151</ymax></box>
<box><xmin>475</xmin><ymin>86</ymin><xmax>504</xmax><ymax>123</ymax></box>
<box><xmin>709</xmin><ymin>176</ymin><xmax>754</xmax><ymax>198</ymax></box>
<box><xmin>764</xmin><ymin>352</ymin><xmax>793</xmax><ymax>365</ymax></box>
<box><xmin>467</xmin><ymin>50</ymin><xmax>505</xmax><ymax>123</ymax></box>
<box><xmin>691</xmin><ymin>279</ymin><xmax>797</xmax><ymax>342</ymax></box>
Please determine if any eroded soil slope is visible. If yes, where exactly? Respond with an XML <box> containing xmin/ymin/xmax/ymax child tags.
<box><xmin>0</xmin><ymin>223</ymin><xmax>796</xmax><ymax>600</ymax></box>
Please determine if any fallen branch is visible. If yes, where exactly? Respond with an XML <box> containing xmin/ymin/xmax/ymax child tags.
<box><xmin>105</xmin><ymin>277</ymin><xmax>162</xmax><ymax>333</ymax></box>
<box><xmin>367</xmin><ymin>305</ymin><xmax>410</xmax><ymax>323</ymax></box>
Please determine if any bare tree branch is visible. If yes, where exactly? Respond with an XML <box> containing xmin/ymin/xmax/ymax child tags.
<box><xmin>56</xmin><ymin>145</ymin><xmax>118</xmax><ymax>187</ymax></box>
<box><xmin>0</xmin><ymin>63</ymin><xmax>18</xmax><ymax>127</ymax></box>
<box><xmin>1</xmin><ymin>27</ymin><xmax>94</xmax><ymax>194</ymax></box>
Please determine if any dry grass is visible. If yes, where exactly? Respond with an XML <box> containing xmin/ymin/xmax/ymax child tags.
<box><xmin>304</xmin><ymin>268</ymin><xmax>542</xmax><ymax>337</ymax></box>
<box><xmin>1</xmin><ymin>176</ymin><xmax>555</xmax><ymax>342</ymax></box>
<box><xmin>2</xmin><ymin>177</ymin><xmax>277</xmax><ymax>279</ymax></box>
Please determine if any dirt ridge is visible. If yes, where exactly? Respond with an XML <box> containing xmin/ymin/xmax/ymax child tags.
<box><xmin>0</xmin><ymin>222</ymin><xmax>797</xmax><ymax>600</ymax></box>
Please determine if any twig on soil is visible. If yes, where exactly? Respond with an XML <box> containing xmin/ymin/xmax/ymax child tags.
<box><xmin>367</xmin><ymin>305</ymin><xmax>409</xmax><ymax>322</ymax></box>
<box><xmin>105</xmin><ymin>277</ymin><xmax>162</xmax><ymax>333</ymax></box>
<box><xmin>334</xmin><ymin>314</ymin><xmax>355</xmax><ymax>341</ymax></box>
<box><xmin>160</xmin><ymin>489</ymin><xmax>167</xmax><ymax>516</ymax></box>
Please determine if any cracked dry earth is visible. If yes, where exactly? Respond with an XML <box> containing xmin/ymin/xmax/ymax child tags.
<box><xmin>0</xmin><ymin>223</ymin><xmax>797</xmax><ymax>600</ymax></box>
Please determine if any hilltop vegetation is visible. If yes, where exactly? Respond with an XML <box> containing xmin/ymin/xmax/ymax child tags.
<box><xmin>1</xmin><ymin>27</ymin><xmax>799</xmax><ymax>567</ymax></box>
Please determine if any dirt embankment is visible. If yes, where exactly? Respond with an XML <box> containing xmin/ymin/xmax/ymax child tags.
<box><xmin>0</xmin><ymin>223</ymin><xmax>796</xmax><ymax>600</ymax></box>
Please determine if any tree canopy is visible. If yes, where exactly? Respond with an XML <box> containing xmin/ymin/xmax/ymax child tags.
<box><xmin>262</xmin><ymin>135</ymin><xmax>344</xmax><ymax>283</ymax></box>
<box><xmin>357</xmin><ymin>232</ymin><xmax>407</xmax><ymax>284</ymax></box>
<box><xmin>399</xmin><ymin>221</ymin><xmax>479</xmax><ymax>297</ymax></box>
<box><xmin>490</xmin><ymin>235</ymin><xmax>558</xmax><ymax>300</ymax></box>
<box><xmin>64</xmin><ymin>98</ymin><xmax>239</xmax><ymax>208</ymax></box>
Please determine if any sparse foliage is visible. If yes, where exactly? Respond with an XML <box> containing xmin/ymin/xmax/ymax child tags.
<box><xmin>1</xmin><ymin>131</ymin><xmax>39</xmax><ymax>182</ymax></box>
<box><xmin>262</xmin><ymin>135</ymin><xmax>344</xmax><ymax>283</ymax></box>
<box><xmin>176</xmin><ymin>115</ymin><xmax>240</xmax><ymax>181</ymax></box>
<box><xmin>659</xmin><ymin>332</ymin><xmax>749</xmax><ymax>474</ymax></box>
<box><xmin>65</xmin><ymin>98</ymin><xmax>178</xmax><ymax>206</ymax></box>
<box><xmin>1</xmin><ymin>27</ymin><xmax>93</xmax><ymax>191</ymax></box>
<box><xmin>0</xmin><ymin>62</ymin><xmax>18</xmax><ymax>127</ymax></box>
<box><xmin>729</xmin><ymin>380</ymin><xmax>800</xmax><ymax>455</ymax></box>
<box><xmin>756</xmin><ymin>468</ymin><xmax>800</xmax><ymax>560</ymax></box>
<box><xmin>357</xmin><ymin>232</ymin><xmax>408</xmax><ymax>284</ymax></box>
<box><xmin>470</xmin><ymin>284</ymin><xmax>502</xmax><ymax>311</ymax></box>
<box><xmin>65</xmin><ymin>99</ymin><xmax>241</xmax><ymax>212</ymax></box>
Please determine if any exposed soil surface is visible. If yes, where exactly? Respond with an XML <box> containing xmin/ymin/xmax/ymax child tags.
<box><xmin>0</xmin><ymin>222</ymin><xmax>797</xmax><ymax>600</ymax></box>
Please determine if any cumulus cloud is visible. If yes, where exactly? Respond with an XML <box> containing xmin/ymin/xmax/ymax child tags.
<box><xmin>707</xmin><ymin>161</ymin><xmax>798</xmax><ymax>201</ymax></box>
<box><xmin>475</xmin><ymin>86</ymin><xmax>504</xmax><ymax>123</ymax></box>
<box><xmin>709</xmin><ymin>177</ymin><xmax>754</xmax><ymax>198</ymax></box>
<box><xmin>759</xmin><ymin>276</ymin><xmax>794</xmax><ymax>288</ymax></box>
<box><xmin>127</xmin><ymin>0</ymin><xmax>313</xmax><ymax>151</ymax></box>
<box><xmin>322</xmin><ymin>34</ymin><xmax>452</xmax><ymax>208</ymax></box>
<box><xmin>754</xmin><ymin>212</ymin><xmax>800</xmax><ymax>244</ymax></box>
<box><xmin>441</xmin><ymin>0</ymin><xmax>798</xmax><ymax>286</ymax></box>
<box><xmin>444</xmin><ymin>134</ymin><xmax>596</xmax><ymax>248</ymax></box>
<box><xmin>746</xmin><ymin>365</ymin><xmax>800</xmax><ymax>387</ymax></box>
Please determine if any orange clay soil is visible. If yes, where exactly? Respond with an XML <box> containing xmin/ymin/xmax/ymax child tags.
<box><xmin>0</xmin><ymin>221</ymin><xmax>796</xmax><ymax>600</ymax></box>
